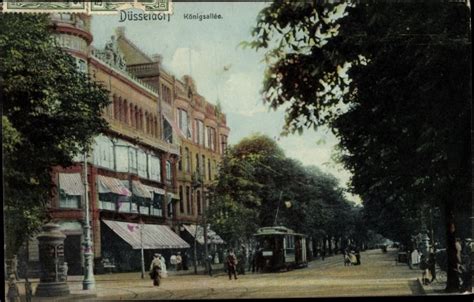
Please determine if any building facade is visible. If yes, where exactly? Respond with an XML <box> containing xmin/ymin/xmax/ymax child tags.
<box><xmin>22</xmin><ymin>14</ymin><xmax>228</xmax><ymax>275</ymax></box>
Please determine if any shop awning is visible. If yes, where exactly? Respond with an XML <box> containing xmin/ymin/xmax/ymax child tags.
<box><xmin>103</xmin><ymin>220</ymin><xmax>190</xmax><ymax>249</ymax></box>
<box><xmin>97</xmin><ymin>175</ymin><xmax>131</xmax><ymax>196</ymax></box>
<box><xmin>142</xmin><ymin>184</ymin><xmax>166</xmax><ymax>196</ymax></box>
<box><xmin>183</xmin><ymin>224</ymin><xmax>225</xmax><ymax>245</ymax></box>
<box><xmin>59</xmin><ymin>173</ymin><xmax>84</xmax><ymax>196</ymax></box>
<box><xmin>132</xmin><ymin>181</ymin><xmax>152</xmax><ymax>199</ymax></box>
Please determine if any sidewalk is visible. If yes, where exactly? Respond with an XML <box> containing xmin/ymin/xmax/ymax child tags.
<box><xmin>5</xmin><ymin>263</ymin><xmax>226</xmax><ymax>301</ymax></box>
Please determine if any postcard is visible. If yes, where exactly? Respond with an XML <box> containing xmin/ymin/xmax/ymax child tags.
<box><xmin>1</xmin><ymin>0</ymin><xmax>472</xmax><ymax>300</ymax></box>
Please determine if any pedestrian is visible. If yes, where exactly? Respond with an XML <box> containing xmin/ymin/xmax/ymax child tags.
<box><xmin>427</xmin><ymin>252</ymin><xmax>436</xmax><ymax>283</ymax></box>
<box><xmin>7</xmin><ymin>275</ymin><xmax>20</xmax><ymax>302</ymax></box>
<box><xmin>214</xmin><ymin>251</ymin><xmax>220</xmax><ymax>264</ymax></box>
<box><xmin>170</xmin><ymin>253</ymin><xmax>177</xmax><ymax>271</ymax></box>
<box><xmin>182</xmin><ymin>251</ymin><xmax>189</xmax><ymax>270</ymax></box>
<box><xmin>206</xmin><ymin>254</ymin><xmax>213</xmax><ymax>276</ymax></box>
<box><xmin>226</xmin><ymin>249</ymin><xmax>238</xmax><ymax>280</ymax></box>
<box><xmin>419</xmin><ymin>254</ymin><xmax>431</xmax><ymax>285</ymax></box>
<box><xmin>238</xmin><ymin>245</ymin><xmax>246</xmax><ymax>275</ymax></box>
<box><xmin>149</xmin><ymin>253</ymin><xmax>162</xmax><ymax>286</ymax></box>
<box><xmin>410</xmin><ymin>248</ymin><xmax>420</xmax><ymax>269</ymax></box>
<box><xmin>176</xmin><ymin>252</ymin><xmax>182</xmax><ymax>271</ymax></box>
<box><xmin>248</xmin><ymin>248</ymin><xmax>254</xmax><ymax>272</ymax></box>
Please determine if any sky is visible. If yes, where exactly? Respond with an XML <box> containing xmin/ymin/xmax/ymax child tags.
<box><xmin>91</xmin><ymin>2</ymin><xmax>361</xmax><ymax>204</ymax></box>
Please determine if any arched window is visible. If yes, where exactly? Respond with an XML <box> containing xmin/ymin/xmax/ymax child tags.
<box><xmin>145</xmin><ymin>112</ymin><xmax>149</xmax><ymax>133</ymax></box>
<box><xmin>130</xmin><ymin>103</ymin><xmax>135</xmax><ymax>127</ymax></box>
<box><xmin>118</xmin><ymin>98</ymin><xmax>124</xmax><ymax>122</ymax></box>
<box><xmin>139</xmin><ymin>109</ymin><xmax>143</xmax><ymax>131</ymax></box>
<box><xmin>113</xmin><ymin>95</ymin><xmax>119</xmax><ymax>119</ymax></box>
<box><xmin>197</xmin><ymin>190</ymin><xmax>201</xmax><ymax>215</ymax></box>
<box><xmin>123</xmin><ymin>100</ymin><xmax>128</xmax><ymax>124</ymax></box>
<box><xmin>154</xmin><ymin>117</ymin><xmax>159</xmax><ymax>137</ymax></box>
<box><xmin>185</xmin><ymin>148</ymin><xmax>190</xmax><ymax>173</ymax></box>
<box><xmin>134</xmin><ymin>106</ymin><xmax>139</xmax><ymax>129</ymax></box>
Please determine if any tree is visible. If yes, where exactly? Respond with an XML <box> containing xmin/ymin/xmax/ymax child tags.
<box><xmin>1</xmin><ymin>14</ymin><xmax>110</xmax><ymax>257</ymax></box>
<box><xmin>249</xmin><ymin>2</ymin><xmax>471</xmax><ymax>292</ymax></box>
<box><xmin>208</xmin><ymin>133</ymin><xmax>359</xmax><ymax>253</ymax></box>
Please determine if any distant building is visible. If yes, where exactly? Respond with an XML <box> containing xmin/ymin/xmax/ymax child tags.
<box><xmin>21</xmin><ymin>14</ymin><xmax>228</xmax><ymax>276</ymax></box>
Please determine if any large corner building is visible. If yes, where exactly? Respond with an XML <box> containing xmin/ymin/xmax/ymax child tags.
<box><xmin>22</xmin><ymin>13</ymin><xmax>229</xmax><ymax>275</ymax></box>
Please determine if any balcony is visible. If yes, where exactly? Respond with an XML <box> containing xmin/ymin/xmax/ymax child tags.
<box><xmin>127</xmin><ymin>62</ymin><xmax>161</xmax><ymax>78</ymax></box>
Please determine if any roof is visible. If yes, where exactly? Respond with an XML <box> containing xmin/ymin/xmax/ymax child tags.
<box><xmin>254</xmin><ymin>226</ymin><xmax>306</xmax><ymax>237</ymax></box>
<box><xmin>103</xmin><ymin>220</ymin><xmax>190</xmax><ymax>249</ymax></box>
<box><xmin>183</xmin><ymin>224</ymin><xmax>225</xmax><ymax>245</ymax></box>
<box><xmin>59</xmin><ymin>173</ymin><xmax>84</xmax><ymax>196</ymax></box>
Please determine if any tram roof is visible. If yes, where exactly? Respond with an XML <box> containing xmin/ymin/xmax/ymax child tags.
<box><xmin>254</xmin><ymin>226</ymin><xmax>306</xmax><ymax>237</ymax></box>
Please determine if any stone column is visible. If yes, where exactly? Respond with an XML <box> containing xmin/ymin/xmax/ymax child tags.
<box><xmin>35</xmin><ymin>223</ymin><xmax>70</xmax><ymax>297</ymax></box>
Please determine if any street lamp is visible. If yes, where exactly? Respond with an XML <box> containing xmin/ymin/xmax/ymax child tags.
<box><xmin>139</xmin><ymin>218</ymin><xmax>145</xmax><ymax>279</ymax></box>
<box><xmin>82</xmin><ymin>151</ymin><xmax>95</xmax><ymax>290</ymax></box>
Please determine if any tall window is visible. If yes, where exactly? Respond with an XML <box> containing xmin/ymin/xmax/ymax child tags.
<box><xmin>186</xmin><ymin>186</ymin><xmax>191</xmax><ymax>215</ymax></box>
<box><xmin>166</xmin><ymin>160</ymin><xmax>172</xmax><ymax>182</ymax></box>
<box><xmin>178</xmin><ymin>147</ymin><xmax>182</xmax><ymax>171</ymax></box>
<box><xmin>220</xmin><ymin>135</ymin><xmax>228</xmax><ymax>154</ymax></box>
<box><xmin>177</xmin><ymin>109</ymin><xmax>188</xmax><ymax>133</ymax></box>
<box><xmin>130</xmin><ymin>103</ymin><xmax>135</xmax><ymax>127</ymax></box>
<box><xmin>201</xmin><ymin>155</ymin><xmax>206</xmax><ymax>179</ymax></box>
<box><xmin>161</xmin><ymin>85</ymin><xmax>172</xmax><ymax>104</ymax></box>
<box><xmin>185</xmin><ymin>148</ymin><xmax>191</xmax><ymax>173</ymax></box>
<box><xmin>123</xmin><ymin>100</ymin><xmax>128</xmax><ymax>124</ymax></box>
<box><xmin>208</xmin><ymin>159</ymin><xmax>212</xmax><ymax>181</ymax></box>
<box><xmin>206</xmin><ymin>126</ymin><xmax>216</xmax><ymax>150</ymax></box>
<box><xmin>194</xmin><ymin>119</ymin><xmax>204</xmax><ymax>145</ymax></box>
<box><xmin>179</xmin><ymin>186</ymin><xmax>184</xmax><ymax>213</ymax></box>
<box><xmin>163</xmin><ymin>118</ymin><xmax>173</xmax><ymax>143</ymax></box>
<box><xmin>197</xmin><ymin>190</ymin><xmax>201</xmax><ymax>215</ymax></box>
<box><xmin>195</xmin><ymin>154</ymin><xmax>200</xmax><ymax>174</ymax></box>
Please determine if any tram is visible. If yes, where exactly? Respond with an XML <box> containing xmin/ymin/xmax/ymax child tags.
<box><xmin>253</xmin><ymin>226</ymin><xmax>308</xmax><ymax>272</ymax></box>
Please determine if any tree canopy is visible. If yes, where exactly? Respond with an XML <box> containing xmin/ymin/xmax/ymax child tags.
<box><xmin>208</xmin><ymin>133</ymin><xmax>359</xmax><ymax>250</ymax></box>
<box><xmin>249</xmin><ymin>2</ymin><xmax>471</xmax><ymax>291</ymax></box>
<box><xmin>1</xmin><ymin>14</ymin><xmax>110</xmax><ymax>257</ymax></box>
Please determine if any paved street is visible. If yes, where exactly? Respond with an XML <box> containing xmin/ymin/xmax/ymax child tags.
<box><xmin>7</xmin><ymin>248</ymin><xmax>431</xmax><ymax>300</ymax></box>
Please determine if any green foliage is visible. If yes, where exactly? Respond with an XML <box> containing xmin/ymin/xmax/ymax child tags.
<box><xmin>208</xmin><ymin>134</ymin><xmax>359</xmax><ymax>247</ymax></box>
<box><xmin>1</xmin><ymin>14</ymin><xmax>110</xmax><ymax>257</ymax></box>
<box><xmin>250</xmin><ymin>2</ymin><xmax>470</xmax><ymax>288</ymax></box>
<box><xmin>250</xmin><ymin>0</ymin><xmax>471</xmax><ymax>237</ymax></box>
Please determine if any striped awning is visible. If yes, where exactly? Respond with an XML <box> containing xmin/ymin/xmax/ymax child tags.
<box><xmin>103</xmin><ymin>220</ymin><xmax>190</xmax><ymax>249</ymax></box>
<box><xmin>183</xmin><ymin>224</ymin><xmax>225</xmax><ymax>245</ymax></box>
<box><xmin>141</xmin><ymin>184</ymin><xmax>165</xmax><ymax>196</ymax></box>
<box><xmin>132</xmin><ymin>181</ymin><xmax>153</xmax><ymax>199</ymax></box>
<box><xmin>97</xmin><ymin>175</ymin><xmax>131</xmax><ymax>196</ymax></box>
<box><xmin>59</xmin><ymin>173</ymin><xmax>84</xmax><ymax>196</ymax></box>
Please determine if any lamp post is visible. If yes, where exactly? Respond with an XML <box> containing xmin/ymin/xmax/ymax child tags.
<box><xmin>82</xmin><ymin>152</ymin><xmax>95</xmax><ymax>290</ymax></box>
<box><xmin>140</xmin><ymin>218</ymin><xmax>145</xmax><ymax>279</ymax></box>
